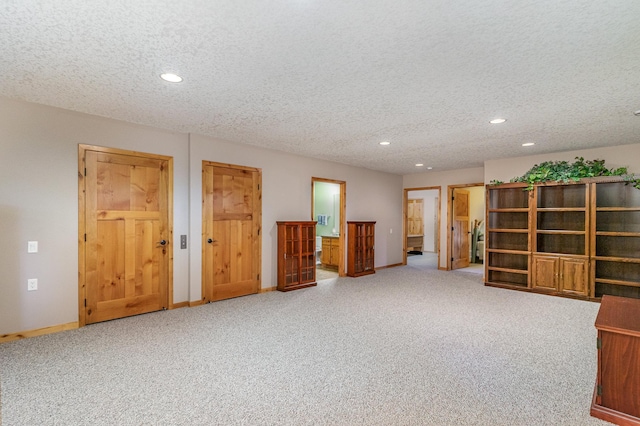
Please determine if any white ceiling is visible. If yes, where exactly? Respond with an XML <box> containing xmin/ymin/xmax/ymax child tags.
<box><xmin>1</xmin><ymin>1</ymin><xmax>639</xmax><ymax>175</ymax></box>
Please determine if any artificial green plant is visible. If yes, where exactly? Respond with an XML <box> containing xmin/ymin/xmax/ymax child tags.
<box><xmin>491</xmin><ymin>157</ymin><xmax>640</xmax><ymax>190</ymax></box>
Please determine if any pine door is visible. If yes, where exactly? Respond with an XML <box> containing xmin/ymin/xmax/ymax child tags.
<box><xmin>407</xmin><ymin>199</ymin><xmax>424</xmax><ymax>235</ymax></box>
<box><xmin>452</xmin><ymin>189</ymin><xmax>470</xmax><ymax>269</ymax></box>
<box><xmin>202</xmin><ymin>162</ymin><xmax>261</xmax><ymax>302</ymax></box>
<box><xmin>80</xmin><ymin>145</ymin><xmax>172</xmax><ymax>325</ymax></box>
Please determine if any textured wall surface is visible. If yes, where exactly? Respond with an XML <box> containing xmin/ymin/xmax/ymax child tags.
<box><xmin>1</xmin><ymin>1</ymin><xmax>639</xmax><ymax>175</ymax></box>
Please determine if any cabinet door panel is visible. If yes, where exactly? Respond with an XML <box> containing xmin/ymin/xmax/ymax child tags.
<box><xmin>600</xmin><ymin>331</ymin><xmax>640</xmax><ymax>418</ymax></box>
<box><xmin>330</xmin><ymin>240</ymin><xmax>340</xmax><ymax>265</ymax></box>
<box><xmin>560</xmin><ymin>257</ymin><xmax>589</xmax><ymax>296</ymax></box>
<box><xmin>321</xmin><ymin>239</ymin><xmax>331</xmax><ymax>264</ymax></box>
<box><xmin>532</xmin><ymin>255</ymin><xmax>559</xmax><ymax>291</ymax></box>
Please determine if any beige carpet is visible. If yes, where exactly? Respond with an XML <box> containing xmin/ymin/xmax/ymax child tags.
<box><xmin>0</xmin><ymin>265</ymin><xmax>606</xmax><ymax>425</ymax></box>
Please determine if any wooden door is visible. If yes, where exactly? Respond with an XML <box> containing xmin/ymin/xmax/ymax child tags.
<box><xmin>532</xmin><ymin>255</ymin><xmax>559</xmax><ymax>291</ymax></box>
<box><xmin>80</xmin><ymin>146</ymin><xmax>172</xmax><ymax>325</ymax></box>
<box><xmin>560</xmin><ymin>257</ymin><xmax>589</xmax><ymax>296</ymax></box>
<box><xmin>202</xmin><ymin>162</ymin><xmax>261</xmax><ymax>303</ymax></box>
<box><xmin>407</xmin><ymin>199</ymin><xmax>424</xmax><ymax>236</ymax></box>
<box><xmin>451</xmin><ymin>189</ymin><xmax>470</xmax><ymax>269</ymax></box>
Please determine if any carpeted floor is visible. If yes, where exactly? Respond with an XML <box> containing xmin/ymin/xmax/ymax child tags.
<box><xmin>0</xmin><ymin>265</ymin><xmax>607</xmax><ymax>425</ymax></box>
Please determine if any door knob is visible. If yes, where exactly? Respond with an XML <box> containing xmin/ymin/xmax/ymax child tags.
<box><xmin>207</xmin><ymin>238</ymin><xmax>217</xmax><ymax>244</ymax></box>
<box><xmin>158</xmin><ymin>239</ymin><xmax>167</xmax><ymax>246</ymax></box>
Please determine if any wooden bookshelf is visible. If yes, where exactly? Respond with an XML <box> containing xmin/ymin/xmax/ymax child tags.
<box><xmin>485</xmin><ymin>184</ymin><xmax>532</xmax><ymax>289</ymax></box>
<box><xmin>486</xmin><ymin>178</ymin><xmax>640</xmax><ymax>301</ymax></box>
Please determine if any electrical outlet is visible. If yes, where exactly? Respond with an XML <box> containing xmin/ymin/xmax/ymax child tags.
<box><xmin>27</xmin><ymin>278</ymin><xmax>38</xmax><ymax>291</ymax></box>
<box><xmin>28</xmin><ymin>241</ymin><xmax>38</xmax><ymax>253</ymax></box>
<box><xmin>390</xmin><ymin>228</ymin><xmax>393</xmax><ymax>234</ymax></box>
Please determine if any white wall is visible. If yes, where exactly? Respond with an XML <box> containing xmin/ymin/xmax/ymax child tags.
<box><xmin>0</xmin><ymin>97</ymin><xmax>404</xmax><ymax>335</ymax></box>
<box><xmin>485</xmin><ymin>144</ymin><xmax>640</xmax><ymax>183</ymax></box>
<box><xmin>314</xmin><ymin>181</ymin><xmax>340</xmax><ymax>237</ymax></box>
<box><xmin>0</xmin><ymin>97</ymin><xmax>190</xmax><ymax>335</ymax></box>
<box><xmin>189</xmin><ymin>134</ymin><xmax>404</xmax><ymax>300</ymax></box>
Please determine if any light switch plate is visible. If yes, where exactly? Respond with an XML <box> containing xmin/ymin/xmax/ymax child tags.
<box><xmin>28</xmin><ymin>278</ymin><xmax>38</xmax><ymax>291</ymax></box>
<box><xmin>28</xmin><ymin>241</ymin><xmax>38</xmax><ymax>253</ymax></box>
<box><xmin>180</xmin><ymin>235</ymin><xmax>187</xmax><ymax>249</ymax></box>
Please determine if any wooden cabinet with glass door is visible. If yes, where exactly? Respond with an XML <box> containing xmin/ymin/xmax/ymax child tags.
<box><xmin>276</xmin><ymin>221</ymin><xmax>317</xmax><ymax>291</ymax></box>
<box><xmin>347</xmin><ymin>221</ymin><xmax>375</xmax><ymax>277</ymax></box>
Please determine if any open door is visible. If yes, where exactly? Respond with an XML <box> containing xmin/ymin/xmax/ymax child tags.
<box><xmin>311</xmin><ymin>178</ymin><xmax>346</xmax><ymax>277</ymax></box>
<box><xmin>451</xmin><ymin>188</ymin><xmax>470</xmax><ymax>270</ymax></box>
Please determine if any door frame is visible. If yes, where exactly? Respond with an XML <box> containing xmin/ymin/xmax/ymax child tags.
<box><xmin>446</xmin><ymin>182</ymin><xmax>484</xmax><ymax>271</ymax></box>
<box><xmin>403</xmin><ymin>186</ymin><xmax>441</xmax><ymax>266</ymax></box>
<box><xmin>78</xmin><ymin>144</ymin><xmax>174</xmax><ymax>327</ymax></box>
<box><xmin>311</xmin><ymin>177</ymin><xmax>346</xmax><ymax>277</ymax></box>
<box><xmin>201</xmin><ymin>161</ymin><xmax>262</xmax><ymax>303</ymax></box>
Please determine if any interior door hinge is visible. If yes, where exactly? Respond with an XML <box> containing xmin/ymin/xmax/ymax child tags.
<box><xmin>597</xmin><ymin>385</ymin><xmax>602</xmax><ymax>396</ymax></box>
<box><xmin>451</xmin><ymin>257</ymin><xmax>454</xmax><ymax>262</ymax></box>
<box><xmin>597</xmin><ymin>338</ymin><xmax>602</xmax><ymax>350</ymax></box>
<box><xmin>451</xmin><ymin>227</ymin><xmax>454</xmax><ymax>231</ymax></box>
<box><xmin>84</xmin><ymin>168</ymin><xmax>87</xmax><ymax>176</ymax></box>
<box><xmin>257</xmin><ymin>274</ymin><xmax>260</xmax><ymax>280</ymax></box>
<box><xmin>258</xmin><ymin>229</ymin><xmax>260</xmax><ymax>236</ymax></box>
<box><xmin>84</xmin><ymin>299</ymin><xmax>87</xmax><ymax>307</ymax></box>
<box><xmin>84</xmin><ymin>233</ymin><xmax>86</xmax><ymax>242</ymax></box>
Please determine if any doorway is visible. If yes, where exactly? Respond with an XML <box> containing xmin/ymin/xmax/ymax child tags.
<box><xmin>447</xmin><ymin>183</ymin><xmax>485</xmax><ymax>273</ymax></box>
<box><xmin>404</xmin><ymin>187</ymin><xmax>441</xmax><ymax>269</ymax></box>
<box><xmin>78</xmin><ymin>144</ymin><xmax>173</xmax><ymax>326</ymax></box>
<box><xmin>311</xmin><ymin>178</ymin><xmax>346</xmax><ymax>278</ymax></box>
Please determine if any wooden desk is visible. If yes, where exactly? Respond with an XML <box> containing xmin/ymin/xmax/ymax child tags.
<box><xmin>590</xmin><ymin>295</ymin><xmax>640</xmax><ymax>425</ymax></box>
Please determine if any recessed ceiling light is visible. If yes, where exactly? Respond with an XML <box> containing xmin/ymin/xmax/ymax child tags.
<box><xmin>160</xmin><ymin>73</ymin><xmax>183</xmax><ymax>83</ymax></box>
<box><xmin>490</xmin><ymin>118</ymin><xmax>506</xmax><ymax>124</ymax></box>
<box><xmin>522</xmin><ymin>142</ymin><xmax>535</xmax><ymax>147</ymax></box>
<box><xmin>379</xmin><ymin>141</ymin><xmax>390</xmax><ymax>146</ymax></box>
<box><xmin>415</xmin><ymin>163</ymin><xmax>424</xmax><ymax>167</ymax></box>
<box><xmin>427</xmin><ymin>167</ymin><xmax>433</xmax><ymax>170</ymax></box>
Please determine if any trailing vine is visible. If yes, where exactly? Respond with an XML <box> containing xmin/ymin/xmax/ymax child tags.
<box><xmin>490</xmin><ymin>157</ymin><xmax>640</xmax><ymax>191</ymax></box>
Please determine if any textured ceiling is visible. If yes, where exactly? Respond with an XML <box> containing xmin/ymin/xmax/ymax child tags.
<box><xmin>1</xmin><ymin>1</ymin><xmax>639</xmax><ymax>175</ymax></box>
